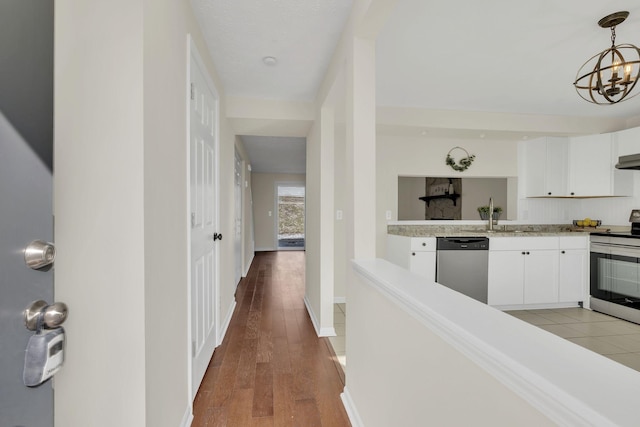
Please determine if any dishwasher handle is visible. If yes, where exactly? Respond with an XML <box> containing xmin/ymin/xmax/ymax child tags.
<box><xmin>437</xmin><ymin>237</ymin><xmax>489</xmax><ymax>250</ymax></box>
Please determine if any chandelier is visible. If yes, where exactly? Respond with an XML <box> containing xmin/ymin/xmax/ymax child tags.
<box><xmin>574</xmin><ymin>11</ymin><xmax>640</xmax><ymax>105</ymax></box>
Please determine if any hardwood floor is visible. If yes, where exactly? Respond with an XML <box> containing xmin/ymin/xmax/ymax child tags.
<box><xmin>192</xmin><ymin>251</ymin><xmax>350</xmax><ymax>427</ymax></box>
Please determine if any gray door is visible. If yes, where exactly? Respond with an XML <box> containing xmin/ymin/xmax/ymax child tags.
<box><xmin>0</xmin><ymin>1</ymin><xmax>55</xmax><ymax>426</ymax></box>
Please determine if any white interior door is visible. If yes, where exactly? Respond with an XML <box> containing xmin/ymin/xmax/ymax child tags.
<box><xmin>234</xmin><ymin>151</ymin><xmax>242</xmax><ymax>285</ymax></box>
<box><xmin>189</xmin><ymin>44</ymin><xmax>219</xmax><ymax>398</ymax></box>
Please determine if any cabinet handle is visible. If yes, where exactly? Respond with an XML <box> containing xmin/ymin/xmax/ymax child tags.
<box><xmin>548</xmin><ymin>192</ymin><xmax>552</xmax><ymax>195</ymax></box>
<box><xmin>522</xmin><ymin>251</ymin><xmax>526</xmax><ymax>255</ymax></box>
<box><xmin>561</xmin><ymin>250</ymin><xmax>565</xmax><ymax>254</ymax></box>
<box><xmin>570</xmin><ymin>192</ymin><xmax>575</xmax><ymax>196</ymax></box>
<box><xmin>422</xmin><ymin>242</ymin><xmax>426</xmax><ymax>246</ymax></box>
<box><xmin>412</xmin><ymin>252</ymin><xmax>416</xmax><ymax>256</ymax></box>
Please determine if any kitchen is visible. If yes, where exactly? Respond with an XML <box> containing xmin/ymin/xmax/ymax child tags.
<box><xmin>385</xmin><ymin>123</ymin><xmax>640</xmax><ymax>315</ymax></box>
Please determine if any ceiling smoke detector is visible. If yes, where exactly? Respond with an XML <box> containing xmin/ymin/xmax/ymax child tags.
<box><xmin>262</xmin><ymin>56</ymin><xmax>278</xmax><ymax>66</ymax></box>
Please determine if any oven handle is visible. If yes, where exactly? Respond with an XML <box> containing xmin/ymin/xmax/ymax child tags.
<box><xmin>590</xmin><ymin>243</ymin><xmax>610</xmax><ymax>254</ymax></box>
<box><xmin>591</xmin><ymin>243</ymin><xmax>640</xmax><ymax>258</ymax></box>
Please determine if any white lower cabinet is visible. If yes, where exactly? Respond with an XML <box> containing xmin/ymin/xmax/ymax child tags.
<box><xmin>488</xmin><ymin>250</ymin><xmax>525</xmax><ymax>306</ymax></box>
<box><xmin>487</xmin><ymin>236</ymin><xmax>589</xmax><ymax>308</ymax></box>
<box><xmin>523</xmin><ymin>250</ymin><xmax>559</xmax><ymax>304</ymax></box>
<box><xmin>558</xmin><ymin>236</ymin><xmax>590</xmax><ymax>303</ymax></box>
<box><xmin>408</xmin><ymin>251</ymin><xmax>436</xmax><ymax>280</ymax></box>
<box><xmin>387</xmin><ymin>233</ymin><xmax>589</xmax><ymax>308</ymax></box>
<box><xmin>488</xmin><ymin>247</ymin><xmax>558</xmax><ymax>306</ymax></box>
<box><xmin>386</xmin><ymin>235</ymin><xmax>436</xmax><ymax>281</ymax></box>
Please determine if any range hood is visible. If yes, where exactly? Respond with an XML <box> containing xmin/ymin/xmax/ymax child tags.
<box><xmin>616</xmin><ymin>154</ymin><xmax>640</xmax><ymax>170</ymax></box>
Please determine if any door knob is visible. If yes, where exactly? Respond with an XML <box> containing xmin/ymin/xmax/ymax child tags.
<box><xmin>24</xmin><ymin>240</ymin><xmax>56</xmax><ymax>270</ymax></box>
<box><xmin>24</xmin><ymin>300</ymin><xmax>68</xmax><ymax>331</ymax></box>
<box><xmin>213</xmin><ymin>233</ymin><xmax>223</xmax><ymax>241</ymax></box>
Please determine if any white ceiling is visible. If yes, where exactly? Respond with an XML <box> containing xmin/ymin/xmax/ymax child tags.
<box><xmin>377</xmin><ymin>0</ymin><xmax>640</xmax><ymax>119</ymax></box>
<box><xmin>192</xmin><ymin>0</ymin><xmax>640</xmax><ymax>174</ymax></box>
<box><xmin>190</xmin><ymin>0</ymin><xmax>353</xmax><ymax>174</ymax></box>
<box><xmin>190</xmin><ymin>0</ymin><xmax>353</xmax><ymax>102</ymax></box>
<box><xmin>240</xmin><ymin>135</ymin><xmax>306</xmax><ymax>174</ymax></box>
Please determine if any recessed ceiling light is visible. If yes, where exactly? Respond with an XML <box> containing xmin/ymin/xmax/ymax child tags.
<box><xmin>522</xmin><ymin>135</ymin><xmax>529</xmax><ymax>140</ymax></box>
<box><xmin>421</xmin><ymin>130</ymin><xmax>428</xmax><ymax>135</ymax></box>
<box><xmin>479</xmin><ymin>133</ymin><xmax>486</xmax><ymax>138</ymax></box>
<box><xmin>263</xmin><ymin>56</ymin><xmax>277</xmax><ymax>66</ymax></box>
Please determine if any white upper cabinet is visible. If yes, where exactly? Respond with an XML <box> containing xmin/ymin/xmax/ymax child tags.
<box><xmin>522</xmin><ymin>130</ymin><xmax>634</xmax><ymax>198</ymax></box>
<box><xmin>614</xmin><ymin>125</ymin><xmax>640</xmax><ymax>156</ymax></box>
<box><xmin>523</xmin><ymin>137</ymin><xmax>567</xmax><ymax>197</ymax></box>
<box><xmin>567</xmin><ymin>134</ymin><xmax>615</xmax><ymax>196</ymax></box>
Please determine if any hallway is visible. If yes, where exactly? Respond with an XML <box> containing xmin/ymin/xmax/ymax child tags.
<box><xmin>192</xmin><ymin>251</ymin><xmax>350</xmax><ymax>426</ymax></box>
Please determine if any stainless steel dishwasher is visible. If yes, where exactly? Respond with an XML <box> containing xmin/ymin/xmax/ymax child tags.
<box><xmin>436</xmin><ymin>237</ymin><xmax>489</xmax><ymax>303</ymax></box>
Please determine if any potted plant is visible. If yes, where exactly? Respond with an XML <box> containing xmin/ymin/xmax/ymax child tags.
<box><xmin>477</xmin><ymin>205</ymin><xmax>502</xmax><ymax>220</ymax></box>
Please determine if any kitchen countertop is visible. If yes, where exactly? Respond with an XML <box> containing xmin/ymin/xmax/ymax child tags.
<box><xmin>388</xmin><ymin>223</ymin><xmax>598</xmax><ymax>238</ymax></box>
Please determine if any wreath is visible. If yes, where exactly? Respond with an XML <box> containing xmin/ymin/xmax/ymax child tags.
<box><xmin>446</xmin><ymin>146</ymin><xmax>475</xmax><ymax>172</ymax></box>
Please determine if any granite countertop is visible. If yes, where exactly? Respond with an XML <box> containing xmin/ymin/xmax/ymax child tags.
<box><xmin>388</xmin><ymin>223</ymin><xmax>595</xmax><ymax>238</ymax></box>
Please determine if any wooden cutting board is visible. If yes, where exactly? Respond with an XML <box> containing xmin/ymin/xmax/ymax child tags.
<box><xmin>568</xmin><ymin>227</ymin><xmax>610</xmax><ymax>233</ymax></box>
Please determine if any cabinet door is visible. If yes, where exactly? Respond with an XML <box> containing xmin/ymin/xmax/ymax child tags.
<box><xmin>568</xmin><ymin>134</ymin><xmax>613</xmax><ymax>196</ymax></box>
<box><xmin>409</xmin><ymin>251</ymin><xmax>436</xmax><ymax>281</ymax></box>
<box><xmin>523</xmin><ymin>139</ymin><xmax>547</xmax><ymax>197</ymax></box>
<box><xmin>558</xmin><ymin>249</ymin><xmax>588</xmax><ymax>302</ymax></box>
<box><xmin>545</xmin><ymin>138</ymin><xmax>568</xmax><ymax>196</ymax></box>
<box><xmin>523</xmin><ymin>250</ymin><xmax>559</xmax><ymax>304</ymax></box>
<box><xmin>488</xmin><ymin>251</ymin><xmax>524</xmax><ymax>305</ymax></box>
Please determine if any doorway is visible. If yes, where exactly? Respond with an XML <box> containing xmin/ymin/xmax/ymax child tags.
<box><xmin>276</xmin><ymin>183</ymin><xmax>305</xmax><ymax>250</ymax></box>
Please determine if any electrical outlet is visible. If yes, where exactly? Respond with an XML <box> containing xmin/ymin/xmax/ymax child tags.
<box><xmin>336</xmin><ymin>210</ymin><xmax>343</xmax><ymax>220</ymax></box>
<box><xmin>385</xmin><ymin>210</ymin><xmax>392</xmax><ymax>220</ymax></box>
<box><xmin>268</xmin><ymin>211</ymin><xmax>272</xmax><ymax>217</ymax></box>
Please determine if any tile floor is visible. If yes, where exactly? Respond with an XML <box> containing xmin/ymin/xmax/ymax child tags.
<box><xmin>329</xmin><ymin>304</ymin><xmax>640</xmax><ymax>373</ymax></box>
<box><xmin>507</xmin><ymin>307</ymin><xmax>640</xmax><ymax>371</ymax></box>
<box><xmin>329</xmin><ymin>303</ymin><xmax>346</xmax><ymax>370</ymax></box>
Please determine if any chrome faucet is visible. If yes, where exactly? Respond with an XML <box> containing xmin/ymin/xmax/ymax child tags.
<box><xmin>488</xmin><ymin>197</ymin><xmax>494</xmax><ymax>231</ymax></box>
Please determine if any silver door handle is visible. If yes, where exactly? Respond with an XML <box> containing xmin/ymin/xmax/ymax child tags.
<box><xmin>24</xmin><ymin>300</ymin><xmax>68</xmax><ymax>331</ymax></box>
<box><xmin>24</xmin><ymin>240</ymin><xmax>56</xmax><ymax>270</ymax></box>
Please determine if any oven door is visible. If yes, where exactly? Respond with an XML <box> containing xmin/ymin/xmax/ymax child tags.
<box><xmin>591</xmin><ymin>246</ymin><xmax>640</xmax><ymax>307</ymax></box>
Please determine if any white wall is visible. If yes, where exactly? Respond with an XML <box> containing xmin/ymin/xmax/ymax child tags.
<box><xmin>346</xmin><ymin>268</ymin><xmax>555</xmax><ymax>427</ymax></box>
<box><xmin>251</xmin><ymin>172</ymin><xmax>306</xmax><ymax>251</ymax></box>
<box><xmin>54</xmin><ymin>1</ymin><xmax>237</xmax><ymax>426</ymax></box>
<box><xmin>54</xmin><ymin>2</ymin><xmax>146</xmax><ymax>425</ymax></box>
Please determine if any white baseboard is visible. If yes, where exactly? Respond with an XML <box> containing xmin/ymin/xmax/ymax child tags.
<box><xmin>180</xmin><ymin>405</ymin><xmax>193</xmax><ymax>427</ymax></box>
<box><xmin>255</xmin><ymin>246</ymin><xmax>276</xmax><ymax>252</ymax></box>
<box><xmin>218</xmin><ymin>300</ymin><xmax>236</xmax><ymax>346</ymax></box>
<box><xmin>333</xmin><ymin>296</ymin><xmax>346</xmax><ymax>304</ymax></box>
<box><xmin>340</xmin><ymin>387</ymin><xmax>363</xmax><ymax>427</ymax></box>
<box><xmin>302</xmin><ymin>296</ymin><xmax>336</xmax><ymax>337</ymax></box>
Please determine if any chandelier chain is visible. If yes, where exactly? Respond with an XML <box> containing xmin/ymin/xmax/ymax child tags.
<box><xmin>611</xmin><ymin>26</ymin><xmax>617</xmax><ymax>47</ymax></box>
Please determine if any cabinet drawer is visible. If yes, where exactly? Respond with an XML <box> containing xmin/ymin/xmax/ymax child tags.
<box><xmin>490</xmin><ymin>236</ymin><xmax>559</xmax><ymax>251</ymax></box>
<box><xmin>559</xmin><ymin>235</ymin><xmax>589</xmax><ymax>250</ymax></box>
<box><xmin>410</xmin><ymin>237</ymin><xmax>436</xmax><ymax>251</ymax></box>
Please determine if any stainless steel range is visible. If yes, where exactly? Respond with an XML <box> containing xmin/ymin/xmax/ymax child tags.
<box><xmin>590</xmin><ymin>230</ymin><xmax>640</xmax><ymax>324</ymax></box>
